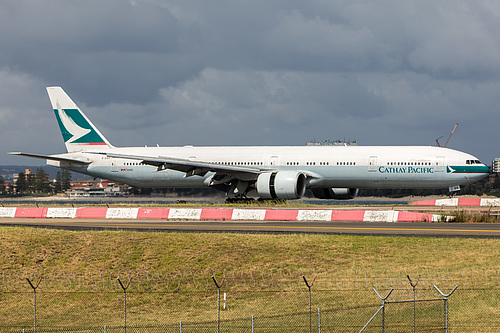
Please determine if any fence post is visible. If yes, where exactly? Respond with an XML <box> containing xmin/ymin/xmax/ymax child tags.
<box><xmin>359</xmin><ymin>288</ymin><xmax>393</xmax><ymax>333</ymax></box>
<box><xmin>212</xmin><ymin>273</ymin><xmax>225</xmax><ymax>333</ymax></box>
<box><xmin>318</xmin><ymin>308</ymin><xmax>321</xmax><ymax>333</ymax></box>
<box><xmin>117</xmin><ymin>277</ymin><xmax>131</xmax><ymax>333</ymax></box>
<box><xmin>407</xmin><ymin>275</ymin><xmax>420</xmax><ymax>333</ymax></box>
<box><xmin>434</xmin><ymin>285</ymin><xmax>458</xmax><ymax>333</ymax></box>
<box><xmin>302</xmin><ymin>275</ymin><xmax>317</xmax><ymax>333</ymax></box>
<box><xmin>26</xmin><ymin>277</ymin><xmax>42</xmax><ymax>333</ymax></box>
<box><xmin>375</xmin><ymin>288</ymin><xmax>392</xmax><ymax>333</ymax></box>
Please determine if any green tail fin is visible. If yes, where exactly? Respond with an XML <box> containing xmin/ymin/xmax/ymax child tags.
<box><xmin>47</xmin><ymin>86</ymin><xmax>113</xmax><ymax>152</ymax></box>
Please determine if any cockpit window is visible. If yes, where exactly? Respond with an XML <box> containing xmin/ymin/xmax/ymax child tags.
<box><xmin>466</xmin><ymin>160</ymin><xmax>482</xmax><ymax>165</ymax></box>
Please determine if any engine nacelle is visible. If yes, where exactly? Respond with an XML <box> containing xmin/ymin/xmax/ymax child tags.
<box><xmin>312</xmin><ymin>188</ymin><xmax>359</xmax><ymax>200</ymax></box>
<box><xmin>256</xmin><ymin>171</ymin><xmax>307</xmax><ymax>200</ymax></box>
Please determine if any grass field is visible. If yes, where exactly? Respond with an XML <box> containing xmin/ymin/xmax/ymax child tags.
<box><xmin>1</xmin><ymin>226</ymin><xmax>499</xmax><ymax>332</ymax></box>
<box><xmin>1</xmin><ymin>226</ymin><xmax>499</xmax><ymax>273</ymax></box>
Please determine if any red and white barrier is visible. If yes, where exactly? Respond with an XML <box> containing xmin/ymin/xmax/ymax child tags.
<box><xmin>14</xmin><ymin>207</ymin><xmax>47</xmax><ymax>218</ymax></box>
<box><xmin>412</xmin><ymin>198</ymin><xmax>500</xmax><ymax>207</ymax></box>
<box><xmin>137</xmin><ymin>208</ymin><xmax>170</xmax><ymax>219</ymax></box>
<box><xmin>331</xmin><ymin>210</ymin><xmax>365</xmax><ymax>221</ymax></box>
<box><xmin>168</xmin><ymin>208</ymin><xmax>203</xmax><ymax>220</ymax></box>
<box><xmin>0</xmin><ymin>207</ymin><xmax>17</xmax><ymax>218</ymax></box>
<box><xmin>106</xmin><ymin>208</ymin><xmax>140</xmax><ymax>219</ymax></box>
<box><xmin>264</xmin><ymin>209</ymin><xmax>298</xmax><ymax>221</ymax></box>
<box><xmin>1</xmin><ymin>207</ymin><xmax>441</xmax><ymax>222</ymax></box>
<box><xmin>46</xmin><ymin>207</ymin><xmax>77</xmax><ymax>219</ymax></box>
<box><xmin>75</xmin><ymin>207</ymin><xmax>107</xmax><ymax>218</ymax></box>
<box><xmin>232</xmin><ymin>209</ymin><xmax>267</xmax><ymax>220</ymax></box>
<box><xmin>200</xmin><ymin>208</ymin><xmax>233</xmax><ymax>220</ymax></box>
<box><xmin>297</xmin><ymin>210</ymin><xmax>333</xmax><ymax>221</ymax></box>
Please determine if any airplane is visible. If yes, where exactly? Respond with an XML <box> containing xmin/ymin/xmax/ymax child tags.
<box><xmin>10</xmin><ymin>86</ymin><xmax>490</xmax><ymax>200</ymax></box>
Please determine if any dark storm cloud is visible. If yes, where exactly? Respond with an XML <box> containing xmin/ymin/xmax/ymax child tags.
<box><xmin>0</xmin><ymin>0</ymin><xmax>197</xmax><ymax>105</ymax></box>
<box><xmin>2</xmin><ymin>0</ymin><xmax>500</xmax><ymax>165</ymax></box>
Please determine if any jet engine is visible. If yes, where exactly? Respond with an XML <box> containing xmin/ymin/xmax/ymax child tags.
<box><xmin>312</xmin><ymin>188</ymin><xmax>359</xmax><ymax>200</ymax></box>
<box><xmin>256</xmin><ymin>171</ymin><xmax>307</xmax><ymax>200</ymax></box>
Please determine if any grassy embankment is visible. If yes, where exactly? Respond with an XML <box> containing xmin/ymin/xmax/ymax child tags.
<box><xmin>2</xmin><ymin>226</ymin><xmax>500</xmax><ymax>273</ymax></box>
<box><xmin>1</xmin><ymin>227</ymin><xmax>499</xmax><ymax>331</ymax></box>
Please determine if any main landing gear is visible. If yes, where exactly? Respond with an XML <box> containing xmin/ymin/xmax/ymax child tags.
<box><xmin>224</xmin><ymin>197</ymin><xmax>288</xmax><ymax>204</ymax></box>
<box><xmin>225</xmin><ymin>197</ymin><xmax>256</xmax><ymax>204</ymax></box>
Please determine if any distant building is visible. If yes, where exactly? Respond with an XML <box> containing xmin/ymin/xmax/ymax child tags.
<box><xmin>66</xmin><ymin>179</ymin><xmax>129</xmax><ymax>197</ymax></box>
<box><xmin>493</xmin><ymin>158</ymin><xmax>500</xmax><ymax>173</ymax></box>
<box><xmin>11</xmin><ymin>169</ymin><xmax>34</xmax><ymax>193</ymax></box>
<box><xmin>306</xmin><ymin>139</ymin><xmax>357</xmax><ymax>146</ymax></box>
<box><xmin>13</xmin><ymin>169</ymin><xmax>33</xmax><ymax>184</ymax></box>
<box><xmin>1</xmin><ymin>181</ymin><xmax>12</xmax><ymax>193</ymax></box>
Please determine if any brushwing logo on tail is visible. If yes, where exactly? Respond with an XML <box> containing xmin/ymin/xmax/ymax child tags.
<box><xmin>54</xmin><ymin>103</ymin><xmax>106</xmax><ymax>145</ymax></box>
<box><xmin>56</xmin><ymin>103</ymin><xmax>90</xmax><ymax>143</ymax></box>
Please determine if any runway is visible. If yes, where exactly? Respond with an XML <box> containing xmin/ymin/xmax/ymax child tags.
<box><xmin>1</xmin><ymin>218</ymin><xmax>500</xmax><ymax>238</ymax></box>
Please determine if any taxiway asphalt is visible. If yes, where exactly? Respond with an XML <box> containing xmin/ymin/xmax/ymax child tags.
<box><xmin>1</xmin><ymin>217</ymin><xmax>500</xmax><ymax>238</ymax></box>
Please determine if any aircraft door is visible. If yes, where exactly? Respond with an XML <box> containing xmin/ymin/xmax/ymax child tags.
<box><xmin>111</xmin><ymin>161</ymin><xmax>118</xmax><ymax>172</ymax></box>
<box><xmin>435</xmin><ymin>156</ymin><xmax>445</xmax><ymax>172</ymax></box>
<box><xmin>270</xmin><ymin>156</ymin><xmax>279</xmax><ymax>166</ymax></box>
<box><xmin>368</xmin><ymin>156</ymin><xmax>378</xmax><ymax>172</ymax></box>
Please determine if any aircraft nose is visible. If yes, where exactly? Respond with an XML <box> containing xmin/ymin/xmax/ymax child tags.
<box><xmin>473</xmin><ymin>164</ymin><xmax>490</xmax><ymax>180</ymax></box>
<box><xmin>479</xmin><ymin>164</ymin><xmax>490</xmax><ymax>174</ymax></box>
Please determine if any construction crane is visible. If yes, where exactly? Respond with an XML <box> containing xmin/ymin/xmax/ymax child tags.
<box><xmin>436</xmin><ymin>123</ymin><xmax>458</xmax><ymax>148</ymax></box>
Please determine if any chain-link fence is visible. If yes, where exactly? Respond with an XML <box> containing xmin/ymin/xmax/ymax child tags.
<box><xmin>1</xmin><ymin>268</ymin><xmax>499</xmax><ymax>332</ymax></box>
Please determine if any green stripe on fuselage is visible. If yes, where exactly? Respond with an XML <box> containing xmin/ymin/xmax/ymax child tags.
<box><xmin>448</xmin><ymin>165</ymin><xmax>490</xmax><ymax>174</ymax></box>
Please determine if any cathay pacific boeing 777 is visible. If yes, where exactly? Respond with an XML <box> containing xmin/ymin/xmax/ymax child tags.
<box><xmin>10</xmin><ymin>87</ymin><xmax>490</xmax><ymax>200</ymax></box>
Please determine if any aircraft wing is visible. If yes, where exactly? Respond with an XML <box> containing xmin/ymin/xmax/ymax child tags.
<box><xmin>102</xmin><ymin>152</ymin><xmax>263</xmax><ymax>180</ymax></box>
<box><xmin>8</xmin><ymin>152</ymin><xmax>92</xmax><ymax>165</ymax></box>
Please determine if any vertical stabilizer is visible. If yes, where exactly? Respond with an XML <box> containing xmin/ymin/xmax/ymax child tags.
<box><xmin>47</xmin><ymin>86</ymin><xmax>114</xmax><ymax>152</ymax></box>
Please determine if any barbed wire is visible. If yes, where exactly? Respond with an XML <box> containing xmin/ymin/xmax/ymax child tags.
<box><xmin>1</xmin><ymin>267</ymin><xmax>499</xmax><ymax>292</ymax></box>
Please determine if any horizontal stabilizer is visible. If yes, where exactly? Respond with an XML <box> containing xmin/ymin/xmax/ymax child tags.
<box><xmin>8</xmin><ymin>152</ymin><xmax>91</xmax><ymax>164</ymax></box>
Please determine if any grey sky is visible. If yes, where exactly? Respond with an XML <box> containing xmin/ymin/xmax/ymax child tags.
<box><xmin>1</xmin><ymin>0</ymin><xmax>499</xmax><ymax>166</ymax></box>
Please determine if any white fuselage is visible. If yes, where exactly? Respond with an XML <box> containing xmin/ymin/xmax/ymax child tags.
<box><xmin>51</xmin><ymin>145</ymin><xmax>489</xmax><ymax>190</ymax></box>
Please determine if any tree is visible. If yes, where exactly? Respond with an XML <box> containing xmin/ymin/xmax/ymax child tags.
<box><xmin>34</xmin><ymin>167</ymin><xmax>50</xmax><ymax>193</ymax></box>
<box><xmin>26</xmin><ymin>172</ymin><xmax>34</xmax><ymax>193</ymax></box>
<box><xmin>16</xmin><ymin>172</ymin><xmax>27</xmax><ymax>193</ymax></box>
<box><xmin>55</xmin><ymin>171</ymin><xmax>62</xmax><ymax>193</ymax></box>
<box><xmin>0</xmin><ymin>175</ymin><xmax>5</xmax><ymax>194</ymax></box>
<box><xmin>55</xmin><ymin>170</ymin><xmax>72</xmax><ymax>193</ymax></box>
